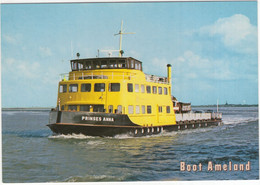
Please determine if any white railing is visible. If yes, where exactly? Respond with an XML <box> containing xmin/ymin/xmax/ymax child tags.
<box><xmin>145</xmin><ymin>74</ymin><xmax>169</xmax><ymax>84</ymax></box>
<box><xmin>211</xmin><ymin>112</ymin><xmax>222</xmax><ymax>119</ymax></box>
<box><xmin>175</xmin><ymin>112</ymin><xmax>222</xmax><ymax>122</ymax></box>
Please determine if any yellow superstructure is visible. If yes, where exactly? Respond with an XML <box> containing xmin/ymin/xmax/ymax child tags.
<box><xmin>57</xmin><ymin>57</ymin><xmax>176</xmax><ymax>127</ymax></box>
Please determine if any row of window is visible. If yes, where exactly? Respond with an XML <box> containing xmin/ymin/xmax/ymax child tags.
<box><xmin>60</xmin><ymin>83</ymin><xmax>169</xmax><ymax>95</ymax></box>
<box><xmin>127</xmin><ymin>84</ymin><xmax>168</xmax><ymax>95</ymax></box>
<box><xmin>127</xmin><ymin>105</ymin><xmax>171</xmax><ymax>114</ymax></box>
<box><xmin>66</xmin><ymin>104</ymin><xmax>171</xmax><ymax>114</ymax></box>
<box><xmin>71</xmin><ymin>58</ymin><xmax>142</xmax><ymax>71</ymax></box>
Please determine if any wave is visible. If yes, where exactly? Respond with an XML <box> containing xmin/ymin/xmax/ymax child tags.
<box><xmin>63</xmin><ymin>174</ymin><xmax>125</xmax><ymax>182</ymax></box>
<box><xmin>222</xmin><ymin>116</ymin><xmax>258</xmax><ymax>125</ymax></box>
<box><xmin>3</xmin><ymin>130</ymin><xmax>51</xmax><ymax>138</ymax></box>
<box><xmin>47</xmin><ymin>130</ymin><xmax>176</xmax><ymax>140</ymax></box>
<box><xmin>48</xmin><ymin>133</ymin><xmax>95</xmax><ymax>139</ymax></box>
<box><xmin>2</xmin><ymin>110</ymin><xmax>49</xmax><ymax>116</ymax></box>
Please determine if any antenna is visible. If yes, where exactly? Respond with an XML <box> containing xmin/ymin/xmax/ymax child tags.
<box><xmin>114</xmin><ymin>20</ymin><xmax>135</xmax><ymax>57</ymax></box>
<box><xmin>217</xmin><ymin>99</ymin><xmax>219</xmax><ymax>113</ymax></box>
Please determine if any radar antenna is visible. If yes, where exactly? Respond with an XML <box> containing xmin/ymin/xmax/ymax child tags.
<box><xmin>114</xmin><ymin>20</ymin><xmax>135</xmax><ymax>57</ymax></box>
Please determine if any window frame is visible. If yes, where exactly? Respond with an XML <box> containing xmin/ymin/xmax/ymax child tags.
<box><xmin>152</xmin><ymin>86</ymin><xmax>157</xmax><ymax>94</ymax></box>
<box><xmin>109</xmin><ymin>83</ymin><xmax>120</xmax><ymax>92</ymax></box>
<box><xmin>127</xmin><ymin>83</ymin><xmax>133</xmax><ymax>92</ymax></box>
<box><xmin>164</xmin><ymin>87</ymin><xmax>168</xmax><ymax>95</ymax></box>
<box><xmin>94</xmin><ymin>83</ymin><xmax>105</xmax><ymax>92</ymax></box>
<box><xmin>142</xmin><ymin>105</ymin><xmax>145</xmax><ymax>114</ymax></box>
<box><xmin>147</xmin><ymin>105</ymin><xmax>152</xmax><ymax>114</ymax></box>
<box><xmin>68</xmin><ymin>105</ymin><xmax>77</xmax><ymax>111</ymax></box>
<box><xmin>158</xmin><ymin>87</ymin><xmax>162</xmax><ymax>95</ymax></box>
<box><xmin>146</xmin><ymin>85</ymin><xmax>151</xmax><ymax>94</ymax></box>
<box><xmin>128</xmin><ymin>105</ymin><xmax>134</xmax><ymax>114</ymax></box>
<box><xmin>158</xmin><ymin>106</ymin><xmax>163</xmax><ymax>112</ymax></box>
<box><xmin>81</xmin><ymin>83</ymin><xmax>91</xmax><ymax>92</ymax></box>
<box><xmin>136</xmin><ymin>105</ymin><xmax>140</xmax><ymax>114</ymax></box>
<box><xmin>167</xmin><ymin>106</ymin><xmax>171</xmax><ymax>113</ymax></box>
<box><xmin>59</xmin><ymin>84</ymin><xmax>67</xmax><ymax>93</ymax></box>
<box><xmin>135</xmin><ymin>84</ymin><xmax>139</xmax><ymax>92</ymax></box>
<box><xmin>69</xmin><ymin>84</ymin><xmax>78</xmax><ymax>93</ymax></box>
<box><xmin>80</xmin><ymin>105</ymin><xmax>90</xmax><ymax>112</ymax></box>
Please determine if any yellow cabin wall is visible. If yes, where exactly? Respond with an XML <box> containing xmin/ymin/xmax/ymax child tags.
<box><xmin>57</xmin><ymin>69</ymin><xmax>176</xmax><ymax>126</ymax></box>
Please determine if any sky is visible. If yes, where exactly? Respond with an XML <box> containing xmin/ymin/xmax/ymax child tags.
<box><xmin>1</xmin><ymin>1</ymin><xmax>258</xmax><ymax>107</ymax></box>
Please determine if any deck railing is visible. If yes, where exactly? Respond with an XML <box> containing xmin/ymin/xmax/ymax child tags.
<box><xmin>175</xmin><ymin>112</ymin><xmax>222</xmax><ymax>122</ymax></box>
<box><xmin>59</xmin><ymin>72</ymin><xmax>170</xmax><ymax>84</ymax></box>
<box><xmin>145</xmin><ymin>74</ymin><xmax>168</xmax><ymax>84</ymax></box>
<box><xmin>59</xmin><ymin>72</ymin><xmax>137</xmax><ymax>81</ymax></box>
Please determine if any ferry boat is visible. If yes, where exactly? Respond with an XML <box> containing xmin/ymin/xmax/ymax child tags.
<box><xmin>47</xmin><ymin>22</ymin><xmax>222</xmax><ymax>137</ymax></box>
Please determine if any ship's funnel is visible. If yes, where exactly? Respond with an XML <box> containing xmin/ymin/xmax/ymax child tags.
<box><xmin>167</xmin><ymin>64</ymin><xmax>172</xmax><ymax>85</ymax></box>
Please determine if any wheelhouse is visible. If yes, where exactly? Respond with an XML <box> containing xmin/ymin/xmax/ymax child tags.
<box><xmin>70</xmin><ymin>57</ymin><xmax>143</xmax><ymax>71</ymax></box>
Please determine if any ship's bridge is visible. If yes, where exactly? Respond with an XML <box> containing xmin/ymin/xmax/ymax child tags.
<box><xmin>70</xmin><ymin>57</ymin><xmax>142</xmax><ymax>71</ymax></box>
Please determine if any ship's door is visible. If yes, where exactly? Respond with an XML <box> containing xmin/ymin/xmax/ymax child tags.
<box><xmin>158</xmin><ymin>105</ymin><xmax>165</xmax><ymax>124</ymax></box>
<box><xmin>94</xmin><ymin>82</ymin><xmax>107</xmax><ymax>112</ymax></box>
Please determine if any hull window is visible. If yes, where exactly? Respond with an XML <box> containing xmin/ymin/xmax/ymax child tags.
<box><xmin>142</xmin><ymin>105</ymin><xmax>145</xmax><ymax>114</ymax></box>
<box><xmin>164</xmin><ymin>87</ymin><xmax>168</xmax><ymax>95</ymax></box>
<box><xmin>135</xmin><ymin>84</ymin><xmax>139</xmax><ymax>92</ymax></box>
<box><xmin>80</xmin><ymin>105</ymin><xmax>90</xmax><ymax>111</ymax></box>
<box><xmin>147</xmin><ymin>105</ymin><xmax>152</xmax><ymax>114</ymax></box>
<box><xmin>167</xmin><ymin>106</ymin><xmax>171</xmax><ymax>113</ymax></box>
<box><xmin>81</xmin><ymin>83</ymin><xmax>91</xmax><ymax>92</ymax></box>
<box><xmin>108</xmin><ymin>105</ymin><xmax>113</xmax><ymax>113</ymax></box>
<box><xmin>146</xmin><ymin>86</ymin><xmax>151</xmax><ymax>93</ymax></box>
<box><xmin>136</xmin><ymin>105</ymin><xmax>140</xmax><ymax>114</ymax></box>
<box><xmin>127</xmin><ymin>83</ymin><xmax>133</xmax><ymax>92</ymax></box>
<box><xmin>158</xmin><ymin>87</ymin><xmax>162</xmax><ymax>94</ymax></box>
<box><xmin>128</xmin><ymin>105</ymin><xmax>134</xmax><ymax>114</ymax></box>
<box><xmin>94</xmin><ymin>83</ymin><xmax>105</xmax><ymax>92</ymax></box>
<box><xmin>59</xmin><ymin>84</ymin><xmax>67</xmax><ymax>93</ymax></box>
<box><xmin>68</xmin><ymin>105</ymin><xmax>77</xmax><ymax>111</ymax></box>
<box><xmin>93</xmin><ymin>105</ymin><xmax>105</xmax><ymax>112</ymax></box>
<box><xmin>117</xmin><ymin>105</ymin><xmax>122</xmax><ymax>114</ymax></box>
<box><xmin>152</xmin><ymin>86</ymin><xmax>157</xmax><ymax>94</ymax></box>
<box><xmin>141</xmin><ymin>85</ymin><xmax>145</xmax><ymax>93</ymax></box>
<box><xmin>109</xmin><ymin>83</ymin><xmax>120</xmax><ymax>92</ymax></box>
<box><xmin>69</xmin><ymin>84</ymin><xmax>78</xmax><ymax>92</ymax></box>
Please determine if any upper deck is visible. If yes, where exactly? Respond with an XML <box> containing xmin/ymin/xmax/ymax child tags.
<box><xmin>70</xmin><ymin>57</ymin><xmax>142</xmax><ymax>71</ymax></box>
<box><xmin>66</xmin><ymin>57</ymin><xmax>169</xmax><ymax>84</ymax></box>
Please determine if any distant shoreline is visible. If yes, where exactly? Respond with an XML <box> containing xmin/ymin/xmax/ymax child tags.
<box><xmin>1</xmin><ymin>104</ymin><xmax>258</xmax><ymax>111</ymax></box>
<box><xmin>2</xmin><ymin>107</ymin><xmax>52</xmax><ymax>111</ymax></box>
<box><xmin>192</xmin><ymin>104</ymin><xmax>258</xmax><ymax>108</ymax></box>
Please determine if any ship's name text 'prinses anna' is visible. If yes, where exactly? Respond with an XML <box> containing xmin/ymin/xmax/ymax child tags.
<box><xmin>82</xmin><ymin>116</ymin><xmax>115</xmax><ymax>122</ymax></box>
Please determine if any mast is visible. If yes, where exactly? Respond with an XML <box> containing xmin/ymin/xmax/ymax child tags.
<box><xmin>114</xmin><ymin>20</ymin><xmax>135</xmax><ymax>57</ymax></box>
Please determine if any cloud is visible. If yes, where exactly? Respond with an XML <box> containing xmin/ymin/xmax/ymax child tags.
<box><xmin>199</xmin><ymin>14</ymin><xmax>257</xmax><ymax>54</ymax></box>
<box><xmin>3</xmin><ymin>34</ymin><xmax>17</xmax><ymax>44</ymax></box>
<box><xmin>39</xmin><ymin>46</ymin><xmax>52</xmax><ymax>57</ymax></box>
<box><xmin>172</xmin><ymin>51</ymin><xmax>236</xmax><ymax>81</ymax></box>
<box><xmin>2</xmin><ymin>58</ymin><xmax>41</xmax><ymax>79</ymax></box>
<box><xmin>144</xmin><ymin>51</ymin><xmax>236</xmax><ymax>81</ymax></box>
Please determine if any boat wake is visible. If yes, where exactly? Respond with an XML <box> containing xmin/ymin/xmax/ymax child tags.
<box><xmin>48</xmin><ymin>133</ymin><xmax>95</xmax><ymax>139</ymax></box>
<box><xmin>222</xmin><ymin>116</ymin><xmax>258</xmax><ymax>125</ymax></box>
<box><xmin>47</xmin><ymin>129</ymin><xmax>177</xmax><ymax>140</ymax></box>
<box><xmin>62</xmin><ymin>174</ymin><xmax>125</xmax><ymax>182</ymax></box>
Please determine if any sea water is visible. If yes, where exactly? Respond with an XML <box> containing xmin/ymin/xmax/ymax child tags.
<box><xmin>2</xmin><ymin>106</ymin><xmax>259</xmax><ymax>182</ymax></box>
